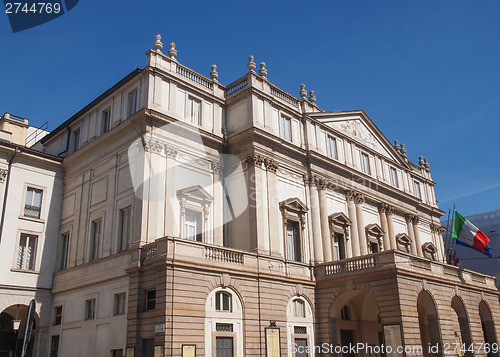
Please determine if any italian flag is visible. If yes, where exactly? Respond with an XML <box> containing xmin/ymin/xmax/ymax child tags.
<box><xmin>452</xmin><ymin>211</ymin><xmax>492</xmax><ymax>257</ymax></box>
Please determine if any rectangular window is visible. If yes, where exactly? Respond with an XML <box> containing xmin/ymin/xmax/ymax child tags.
<box><xmin>333</xmin><ymin>233</ymin><xmax>346</xmax><ymax>260</ymax></box>
<box><xmin>281</xmin><ymin>116</ymin><xmax>292</xmax><ymax>141</ymax></box>
<box><xmin>128</xmin><ymin>90</ymin><xmax>138</xmax><ymax>116</ymax></box>
<box><xmin>184</xmin><ymin>210</ymin><xmax>202</xmax><ymax>242</ymax></box>
<box><xmin>286</xmin><ymin>222</ymin><xmax>301</xmax><ymax>262</ymax></box>
<box><xmin>53</xmin><ymin>306</ymin><xmax>62</xmax><ymax>325</ymax></box>
<box><xmin>390</xmin><ymin>167</ymin><xmax>399</xmax><ymax>187</ymax></box>
<box><xmin>118</xmin><ymin>207</ymin><xmax>131</xmax><ymax>252</ymax></box>
<box><xmin>50</xmin><ymin>335</ymin><xmax>60</xmax><ymax>357</ymax></box>
<box><xmin>187</xmin><ymin>97</ymin><xmax>201</xmax><ymax>125</ymax></box>
<box><xmin>73</xmin><ymin>129</ymin><xmax>80</xmax><ymax>152</ymax></box>
<box><xmin>142</xmin><ymin>339</ymin><xmax>154</xmax><ymax>357</ymax></box>
<box><xmin>101</xmin><ymin>108</ymin><xmax>111</xmax><ymax>134</ymax></box>
<box><xmin>216</xmin><ymin>337</ymin><xmax>233</xmax><ymax>357</ymax></box>
<box><xmin>327</xmin><ymin>135</ymin><xmax>338</xmax><ymax>159</ymax></box>
<box><xmin>89</xmin><ymin>219</ymin><xmax>101</xmax><ymax>261</ymax></box>
<box><xmin>361</xmin><ymin>152</ymin><xmax>371</xmax><ymax>175</ymax></box>
<box><xmin>370</xmin><ymin>242</ymin><xmax>379</xmax><ymax>254</ymax></box>
<box><xmin>59</xmin><ymin>233</ymin><xmax>69</xmax><ymax>270</ymax></box>
<box><xmin>414</xmin><ymin>181</ymin><xmax>422</xmax><ymax>200</ymax></box>
<box><xmin>24</xmin><ymin>187</ymin><xmax>42</xmax><ymax>219</ymax></box>
<box><xmin>111</xmin><ymin>350</ymin><xmax>123</xmax><ymax>357</ymax></box>
<box><xmin>113</xmin><ymin>293</ymin><xmax>126</xmax><ymax>316</ymax></box>
<box><xmin>145</xmin><ymin>289</ymin><xmax>156</xmax><ymax>311</ymax></box>
<box><xmin>84</xmin><ymin>299</ymin><xmax>96</xmax><ymax>320</ymax></box>
<box><xmin>294</xmin><ymin>339</ymin><xmax>308</xmax><ymax>357</ymax></box>
<box><xmin>16</xmin><ymin>234</ymin><xmax>37</xmax><ymax>271</ymax></box>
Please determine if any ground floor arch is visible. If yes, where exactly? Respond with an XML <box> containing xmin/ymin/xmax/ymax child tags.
<box><xmin>0</xmin><ymin>304</ymin><xmax>39</xmax><ymax>357</ymax></box>
<box><xmin>417</xmin><ymin>290</ymin><xmax>442</xmax><ymax>357</ymax></box>
<box><xmin>479</xmin><ymin>300</ymin><xmax>499</xmax><ymax>357</ymax></box>
<box><xmin>451</xmin><ymin>295</ymin><xmax>473</xmax><ymax>357</ymax></box>
<box><xmin>329</xmin><ymin>290</ymin><xmax>383</xmax><ymax>357</ymax></box>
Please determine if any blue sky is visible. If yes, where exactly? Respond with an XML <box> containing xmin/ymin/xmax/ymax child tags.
<box><xmin>1</xmin><ymin>0</ymin><xmax>499</xmax><ymax>218</ymax></box>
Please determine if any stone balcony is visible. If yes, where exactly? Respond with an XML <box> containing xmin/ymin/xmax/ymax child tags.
<box><xmin>133</xmin><ymin>236</ymin><xmax>313</xmax><ymax>282</ymax></box>
<box><xmin>135</xmin><ymin>237</ymin><xmax>497</xmax><ymax>291</ymax></box>
<box><xmin>315</xmin><ymin>249</ymin><xmax>498</xmax><ymax>290</ymax></box>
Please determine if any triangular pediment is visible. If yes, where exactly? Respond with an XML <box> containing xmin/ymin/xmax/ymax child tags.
<box><xmin>177</xmin><ymin>185</ymin><xmax>214</xmax><ymax>201</ymax></box>
<box><xmin>329</xmin><ymin>212</ymin><xmax>352</xmax><ymax>226</ymax></box>
<box><xmin>365</xmin><ymin>223</ymin><xmax>384</xmax><ymax>236</ymax></box>
<box><xmin>308</xmin><ymin>110</ymin><xmax>411</xmax><ymax>168</ymax></box>
<box><xmin>279</xmin><ymin>197</ymin><xmax>308</xmax><ymax>212</ymax></box>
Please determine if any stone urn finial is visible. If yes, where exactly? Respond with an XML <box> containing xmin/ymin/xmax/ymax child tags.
<box><xmin>248</xmin><ymin>55</ymin><xmax>256</xmax><ymax>71</ymax></box>
<box><xmin>168</xmin><ymin>42</ymin><xmax>177</xmax><ymax>60</ymax></box>
<box><xmin>153</xmin><ymin>33</ymin><xmax>163</xmax><ymax>52</ymax></box>
<box><xmin>210</xmin><ymin>65</ymin><xmax>219</xmax><ymax>81</ymax></box>
<box><xmin>424</xmin><ymin>158</ymin><xmax>430</xmax><ymax>169</ymax></box>
<box><xmin>400</xmin><ymin>143</ymin><xmax>407</xmax><ymax>157</ymax></box>
<box><xmin>259</xmin><ymin>62</ymin><xmax>267</xmax><ymax>77</ymax></box>
<box><xmin>309</xmin><ymin>90</ymin><xmax>316</xmax><ymax>103</ymax></box>
<box><xmin>394</xmin><ymin>140</ymin><xmax>400</xmax><ymax>151</ymax></box>
<box><xmin>419</xmin><ymin>156</ymin><xmax>424</xmax><ymax>166</ymax></box>
<box><xmin>300</xmin><ymin>84</ymin><xmax>307</xmax><ymax>99</ymax></box>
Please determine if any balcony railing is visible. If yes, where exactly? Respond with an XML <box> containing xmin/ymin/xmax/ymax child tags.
<box><xmin>226</xmin><ymin>77</ymin><xmax>248</xmax><ymax>96</ymax></box>
<box><xmin>270</xmin><ymin>84</ymin><xmax>299</xmax><ymax>107</ymax></box>
<box><xmin>323</xmin><ymin>256</ymin><xmax>377</xmax><ymax>275</ymax></box>
<box><xmin>205</xmin><ymin>245</ymin><xmax>244</xmax><ymax>264</ymax></box>
<box><xmin>176</xmin><ymin>63</ymin><xmax>213</xmax><ymax>89</ymax></box>
<box><xmin>135</xmin><ymin>237</ymin><xmax>497</xmax><ymax>289</ymax></box>
<box><xmin>24</xmin><ymin>205</ymin><xmax>41</xmax><ymax>219</ymax></box>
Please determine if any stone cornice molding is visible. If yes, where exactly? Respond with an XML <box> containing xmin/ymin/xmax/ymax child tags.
<box><xmin>165</xmin><ymin>145</ymin><xmax>178</xmax><ymax>159</ymax></box>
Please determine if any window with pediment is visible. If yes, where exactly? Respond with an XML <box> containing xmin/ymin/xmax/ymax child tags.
<box><xmin>365</xmin><ymin>223</ymin><xmax>384</xmax><ymax>254</ymax></box>
<box><xmin>396</xmin><ymin>233</ymin><xmax>412</xmax><ymax>253</ymax></box>
<box><xmin>422</xmin><ymin>242</ymin><xmax>438</xmax><ymax>261</ymax></box>
<box><xmin>280</xmin><ymin>198</ymin><xmax>308</xmax><ymax>262</ymax></box>
<box><xmin>178</xmin><ymin>185</ymin><xmax>214</xmax><ymax>243</ymax></box>
<box><xmin>329</xmin><ymin>212</ymin><xmax>352</xmax><ymax>260</ymax></box>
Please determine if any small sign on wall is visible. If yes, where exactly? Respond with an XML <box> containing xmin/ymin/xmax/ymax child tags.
<box><xmin>265</xmin><ymin>327</ymin><xmax>281</xmax><ymax>357</ymax></box>
<box><xmin>155</xmin><ymin>324</ymin><xmax>165</xmax><ymax>334</ymax></box>
<box><xmin>182</xmin><ymin>344</ymin><xmax>196</xmax><ymax>357</ymax></box>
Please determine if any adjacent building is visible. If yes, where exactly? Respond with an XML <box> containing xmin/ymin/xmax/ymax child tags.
<box><xmin>1</xmin><ymin>34</ymin><xmax>499</xmax><ymax>357</ymax></box>
<box><xmin>0</xmin><ymin>113</ymin><xmax>63</xmax><ymax>356</ymax></box>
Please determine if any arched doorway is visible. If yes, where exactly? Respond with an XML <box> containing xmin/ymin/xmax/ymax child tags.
<box><xmin>329</xmin><ymin>290</ymin><xmax>383</xmax><ymax>357</ymax></box>
<box><xmin>0</xmin><ymin>304</ymin><xmax>38</xmax><ymax>357</ymax></box>
<box><xmin>417</xmin><ymin>290</ymin><xmax>442</xmax><ymax>357</ymax></box>
<box><xmin>451</xmin><ymin>296</ymin><xmax>472</xmax><ymax>357</ymax></box>
<box><xmin>479</xmin><ymin>300</ymin><xmax>499</xmax><ymax>357</ymax></box>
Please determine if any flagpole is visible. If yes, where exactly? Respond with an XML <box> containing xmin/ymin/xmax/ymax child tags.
<box><xmin>448</xmin><ymin>204</ymin><xmax>456</xmax><ymax>264</ymax></box>
<box><xmin>444</xmin><ymin>208</ymin><xmax>452</xmax><ymax>264</ymax></box>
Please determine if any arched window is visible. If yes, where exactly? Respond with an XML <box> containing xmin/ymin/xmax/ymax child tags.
<box><xmin>340</xmin><ymin>305</ymin><xmax>351</xmax><ymax>320</ymax></box>
<box><xmin>293</xmin><ymin>299</ymin><xmax>305</xmax><ymax>318</ymax></box>
<box><xmin>215</xmin><ymin>291</ymin><xmax>232</xmax><ymax>312</ymax></box>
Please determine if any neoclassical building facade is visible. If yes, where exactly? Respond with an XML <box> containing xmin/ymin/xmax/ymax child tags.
<box><xmin>27</xmin><ymin>34</ymin><xmax>500</xmax><ymax>356</ymax></box>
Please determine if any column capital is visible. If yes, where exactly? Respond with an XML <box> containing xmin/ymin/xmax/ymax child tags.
<box><xmin>405</xmin><ymin>212</ymin><xmax>416</xmax><ymax>222</ymax></box>
<box><xmin>264</xmin><ymin>158</ymin><xmax>278</xmax><ymax>173</ymax></box>
<box><xmin>346</xmin><ymin>189</ymin><xmax>358</xmax><ymax>202</ymax></box>
<box><xmin>165</xmin><ymin>145</ymin><xmax>178</xmax><ymax>159</ymax></box>
<box><xmin>355</xmin><ymin>193</ymin><xmax>365</xmax><ymax>205</ymax></box>
<box><xmin>430</xmin><ymin>223</ymin><xmax>446</xmax><ymax>233</ymax></box>
<box><xmin>245</xmin><ymin>154</ymin><xmax>265</xmax><ymax>167</ymax></box>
